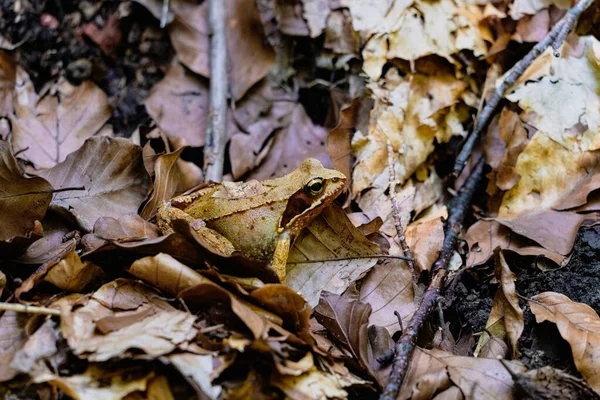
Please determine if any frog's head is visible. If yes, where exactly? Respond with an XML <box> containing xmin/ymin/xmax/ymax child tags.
<box><xmin>279</xmin><ymin>158</ymin><xmax>347</xmax><ymax>235</ymax></box>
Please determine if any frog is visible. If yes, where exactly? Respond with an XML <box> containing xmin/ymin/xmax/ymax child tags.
<box><xmin>156</xmin><ymin>158</ymin><xmax>347</xmax><ymax>283</ymax></box>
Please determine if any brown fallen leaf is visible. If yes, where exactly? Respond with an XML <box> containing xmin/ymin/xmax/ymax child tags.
<box><xmin>287</xmin><ymin>205</ymin><xmax>381</xmax><ymax>307</ymax></box>
<box><xmin>140</xmin><ymin>146</ymin><xmax>200</xmax><ymax>220</ymax></box>
<box><xmin>327</xmin><ymin>99</ymin><xmax>357</xmax><ymax>181</ymax></box>
<box><xmin>324</xmin><ymin>9</ymin><xmax>360</xmax><ymax>55</ymax></box>
<box><xmin>313</xmin><ymin>291</ymin><xmax>374</xmax><ymax>380</ymax></box>
<box><xmin>272</xmin><ymin>368</ymin><xmax>350</xmax><ymax>400</ymax></box>
<box><xmin>146</xmin><ymin>375</ymin><xmax>176</xmax><ymax>400</ymax></box>
<box><xmin>17</xmin><ymin>244</ymin><xmax>103</xmax><ymax>299</ymax></box>
<box><xmin>233</xmin><ymin>103</ymin><xmax>331</xmax><ymax>181</ymax></box>
<box><xmin>16</xmin><ymin>212</ymin><xmax>74</xmax><ymax>264</ymax></box>
<box><xmin>356</xmin><ymin>259</ymin><xmax>417</xmax><ymax>336</ymax></box>
<box><xmin>58</xmin><ymin>279</ymin><xmax>198</xmax><ymax>362</ymax></box>
<box><xmin>0</xmin><ymin>140</ymin><xmax>53</xmax><ymax>243</ymax></box>
<box><xmin>465</xmin><ymin>219</ymin><xmax>566</xmax><ymax>267</ymax></box>
<box><xmin>40</xmin><ymin>137</ymin><xmax>150</xmax><ymax>232</ymax></box>
<box><xmin>11</xmin><ymin>78</ymin><xmax>112</xmax><ymax>171</ymax></box>
<box><xmin>475</xmin><ymin>249</ymin><xmax>524</xmax><ymax>359</ymax></box>
<box><xmin>145</xmin><ymin>61</ymin><xmax>232</xmax><ymax>147</ymax></box>
<box><xmin>399</xmin><ymin>347</ymin><xmax>526</xmax><ymax>399</ymax></box>
<box><xmin>0</xmin><ymin>311</ymin><xmax>29</xmax><ymax>381</ymax></box>
<box><xmin>36</xmin><ymin>364</ymin><xmax>154</xmax><ymax>400</ymax></box>
<box><xmin>10</xmin><ymin>319</ymin><xmax>58</xmax><ymax>377</ymax></box>
<box><xmin>529</xmin><ymin>291</ymin><xmax>600</xmax><ymax>394</ymax></box>
<box><xmin>81</xmin><ymin>12</ymin><xmax>122</xmax><ymax>56</ymax></box>
<box><xmin>167</xmin><ymin>0</ymin><xmax>275</xmax><ymax>100</ymax></box>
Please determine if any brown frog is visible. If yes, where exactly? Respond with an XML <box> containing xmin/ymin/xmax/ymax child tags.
<box><xmin>157</xmin><ymin>158</ymin><xmax>347</xmax><ymax>282</ymax></box>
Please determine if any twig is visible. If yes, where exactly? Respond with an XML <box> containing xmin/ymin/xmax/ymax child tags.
<box><xmin>380</xmin><ymin>158</ymin><xmax>485</xmax><ymax>400</ymax></box>
<box><xmin>387</xmin><ymin>141</ymin><xmax>417</xmax><ymax>287</ymax></box>
<box><xmin>203</xmin><ymin>0</ymin><xmax>228</xmax><ymax>182</ymax></box>
<box><xmin>453</xmin><ymin>0</ymin><xmax>595</xmax><ymax>177</ymax></box>
<box><xmin>0</xmin><ymin>302</ymin><xmax>60</xmax><ymax>316</ymax></box>
<box><xmin>160</xmin><ymin>0</ymin><xmax>170</xmax><ymax>28</ymax></box>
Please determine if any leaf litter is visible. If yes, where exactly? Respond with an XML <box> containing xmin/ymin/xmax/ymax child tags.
<box><xmin>2</xmin><ymin>0</ymin><xmax>600</xmax><ymax>398</ymax></box>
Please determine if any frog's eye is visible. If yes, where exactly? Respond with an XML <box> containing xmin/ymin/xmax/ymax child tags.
<box><xmin>305</xmin><ymin>178</ymin><xmax>324</xmax><ymax>197</ymax></box>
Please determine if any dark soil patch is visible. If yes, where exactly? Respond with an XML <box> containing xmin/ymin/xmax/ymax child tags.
<box><xmin>0</xmin><ymin>0</ymin><xmax>173</xmax><ymax>135</ymax></box>
<box><xmin>450</xmin><ymin>226</ymin><xmax>600</xmax><ymax>373</ymax></box>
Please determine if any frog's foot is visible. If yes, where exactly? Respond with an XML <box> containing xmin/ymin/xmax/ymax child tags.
<box><xmin>271</xmin><ymin>233</ymin><xmax>290</xmax><ymax>284</ymax></box>
<box><xmin>157</xmin><ymin>203</ymin><xmax>196</xmax><ymax>235</ymax></box>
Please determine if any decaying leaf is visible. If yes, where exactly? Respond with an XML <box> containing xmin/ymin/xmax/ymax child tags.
<box><xmin>287</xmin><ymin>205</ymin><xmax>381</xmax><ymax>307</ymax></box>
<box><xmin>475</xmin><ymin>250</ymin><xmax>524</xmax><ymax>358</ymax></box>
<box><xmin>0</xmin><ymin>140</ymin><xmax>53</xmax><ymax>242</ymax></box>
<box><xmin>0</xmin><ymin>50</ymin><xmax>15</xmax><ymax>116</ymax></box>
<box><xmin>10</xmin><ymin>320</ymin><xmax>58</xmax><ymax>376</ymax></box>
<box><xmin>0</xmin><ymin>311</ymin><xmax>29</xmax><ymax>381</ymax></box>
<box><xmin>59</xmin><ymin>279</ymin><xmax>198</xmax><ymax>361</ymax></box>
<box><xmin>11</xmin><ymin>78</ymin><xmax>111</xmax><ymax>171</ymax></box>
<box><xmin>529</xmin><ymin>291</ymin><xmax>600</xmax><ymax>394</ymax></box>
<box><xmin>40</xmin><ymin>137</ymin><xmax>150</xmax><ymax>232</ymax></box>
<box><xmin>272</xmin><ymin>368</ymin><xmax>349</xmax><ymax>400</ymax></box>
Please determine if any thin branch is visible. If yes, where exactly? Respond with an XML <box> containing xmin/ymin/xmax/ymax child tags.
<box><xmin>453</xmin><ymin>0</ymin><xmax>595</xmax><ymax>177</ymax></box>
<box><xmin>387</xmin><ymin>141</ymin><xmax>417</xmax><ymax>287</ymax></box>
<box><xmin>203</xmin><ymin>0</ymin><xmax>228</xmax><ymax>182</ymax></box>
<box><xmin>380</xmin><ymin>158</ymin><xmax>485</xmax><ymax>400</ymax></box>
<box><xmin>0</xmin><ymin>302</ymin><xmax>61</xmax><ymax>316</ymax></box>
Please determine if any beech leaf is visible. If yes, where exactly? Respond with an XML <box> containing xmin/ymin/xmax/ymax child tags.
<box><xmin>40</xmin><ymin>137</ymin><xmax>151</xmax><ymax>232</ymax></box>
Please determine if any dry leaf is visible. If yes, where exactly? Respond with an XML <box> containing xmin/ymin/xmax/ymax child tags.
<box><xmin>324</xmin><ymin>10</ymin><xmax>359</xmax><ymax>54</ymax></box>
<box><xmin>399</xmin><ymin>347</ymin><xmax>526</xmax><ymax>399</ymax></box>
<box><xmin>11</xmin><ymin>79</ymin><xmax>111</xmax><ymax>171</ymax></box>
<box><xmin>16</xmin><ymin>213</ymin><xmax>74</xmax><ymax>264</ymax></box>
<box><xmin>145</xmin><ymin>61</ymin><xmax>237</xmax><ymax>147</ymax></box>
<box><xmin>357</xmin><ymin>259</ymin><xmax>417</xmax><ymax>335</ymax></box>
<box><xmin>465</xmin><ymin>219</ymin><xmax>566</xmax><ymax>267</ymax></box>
<box><xmin>168</xmin><ymin>0</ymin><xmax>275</xmax><ymax>100</ymax></box>
<box><xmin>272</xmin><ymin>368</ymin><xmax>349</xmax><ymax>400</ymax></box>
<box><xmin>529</xmin><ymin>291</ymin><xmax>600</xmax><ymax>394</ymax></box>
<box><xmin>405</xmin><ymin>214</ymin><xmax>445</xmax><ymax>274</ymax></box>
<box><xmin>475</xmin><ymin>250</ymin><xmax>524</xmax><ymax>358</ymax></box>
<box><xmin>509</xmin><ymin>0</ymin><xmax>572</xmax><ymax>20</ymax></box>
<box><xmin>168</xmin><ymin>353</ymin><xmax>222</xmax><ymax>399</ymax></box>
<box><xmin>36</xmin><ymin>365</ymin><xmax>154</xmax><ymax>400</ymax></box>
<box><xmin>0</xmin><ymin>140</ymin><xmax>53</xmax><ymax>242</ymax></box>
<box><xmin>59</xmin><ymin>279</ymin><xmax>198</xmax><ymax>361</ymax></box>
<box><xmin>40</xmin><ymin>137</ymin><xmax>150</xmax><ymax>232</ymax></box>
<box><xmin>287</xmin><ymin>205</ymin><xmax>381</xmax><ymax>307</ymax></box>
<box><xmin>10</xmin><ymin>320</ymin><xmax>58</xmax><ymax>376</ymax></box>
<box><xmin>0</xmin><ymin>311</ymin><xmax>28</xmax><ymax>381</ymax></box>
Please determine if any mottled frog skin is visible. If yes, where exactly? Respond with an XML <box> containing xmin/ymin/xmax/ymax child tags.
<box><xmin>157</xmin><ymin>158</ymin><xmax>347</xmax><ymax>282</ymax></box>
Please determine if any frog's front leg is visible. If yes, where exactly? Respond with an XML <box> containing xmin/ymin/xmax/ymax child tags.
<box><xmin>271</xmin><ymin>231</ymin><xmax>291</xmax><ymax>283</ymax></box>
<box><xmin>157</xmin><ymin>202</ymin><xmax>236</xmax><ymax>256</ymax></box>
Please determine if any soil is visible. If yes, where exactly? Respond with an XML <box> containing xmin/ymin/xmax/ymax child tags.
<box><xmin>451</xmin><ymin>225</ymin><xmax>600</xmax><ymax>373</ymax></box>
<box><xmin>0</xmin><ymin>0</ymin><xmax>173</xmax><ymax>135</ymax></box>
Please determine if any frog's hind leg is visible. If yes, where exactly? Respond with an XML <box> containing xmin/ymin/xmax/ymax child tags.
<box><xmin>157</xmin><ymin>203</ymin><xmax>196</xmax><ymax>235</ymax></box>
<box><xmin>271</xmin><ymin>232</ymin><xmax>291</xmax><ymax>283</ymax></box>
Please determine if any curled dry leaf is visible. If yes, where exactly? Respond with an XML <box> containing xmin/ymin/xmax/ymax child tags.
<box><xmin>475</xmin><ymin>249</ymin><xmax>524</xmax><ymax>359</ymax></box>
<box><xmin>287</xmin><ymin>205</ymin><xmax>381</xmax><ymax>307</ymax></box>
<box><xmin>399</xmin><ymin>347</ymin><xmax>526</xmax><ymax>400</ymax></box>
<box><xmin>10</xmin><ymin>320</ymin><xmax>58</xmax><ymax>377</ymax></box>
<box><xmin>465</xmin><ymin>219</ymin><xmax>566</xmax><ymax>267</ymax></box>
<box><xmin>10</xmin><ymin>78</ymin><xmax>111</xmax><ymax>171</ymax></box>
<box><xmin>40</xmin><ymin>137</ymin><xmax>150</xmax><ymax>232</ymax></box>
<box><xmin>0</xmin><ymin>140</ymin><xmax>53</xmax><ymax>243</ymax></box>
<box><xmin>272</xmin><ymin>368</ymin><xmax>350</xmax><ymax>400</ymax></box>
<box><xmin>167</xmin><ymin>0</ymin><xmax>275</xmax><ymax>100</ymax></box>
<box><xmin>58</xmin><ymin>279</ymin><xmax>198</xmax><ymax>362</ymax></box>
<box><xmin>509</xmin><ymin>0</ymin><xmax>574</xmax><ymax>22</ymax></box>
<box><xmin>16</xmin><ymin>212</ymin><xmax>74</xmax><ymax>264</ymax></box>
<box><xmin>36</xmin><ymin>365</ymin><xmax>154</xmax><ymax>400</ymax></box>
<box><xmin>17</xmin><ymin>243</ymin><xmax>103</xmax><ymax>300</ymax></box>
<box><xmin>529</xmin><ymin>291</ymin><xmax>600</xmax><ymax>394</ymax></box>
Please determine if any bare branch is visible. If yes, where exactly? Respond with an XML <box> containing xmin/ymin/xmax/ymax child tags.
<box><xmin>203</xmin><ymin>0</ymin><xmax>228</xmax><ymax>182</ymax></box>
